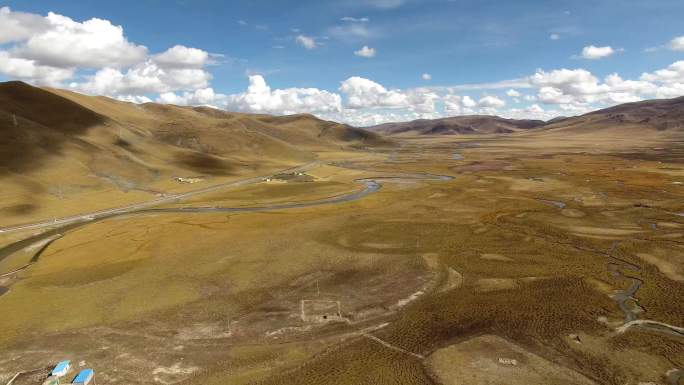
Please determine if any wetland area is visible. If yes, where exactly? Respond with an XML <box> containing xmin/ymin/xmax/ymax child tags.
<box><xmin>1</xmin><ymin>135</ymin><xmax>683</xmax><ymax>385</ymax></box>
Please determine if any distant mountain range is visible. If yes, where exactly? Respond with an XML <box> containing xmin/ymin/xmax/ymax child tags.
<box><xmin>365</xmin><ymin>96</ymin><xmax>684</xmax><ymax>136</ymax></box>
<box><xmin>368</xmin><ymin>115</ymin><xmax>546</xmax><ymax>135</ymax></box>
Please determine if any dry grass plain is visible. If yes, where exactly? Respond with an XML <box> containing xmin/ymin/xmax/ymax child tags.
<box><xmin>1</xmin><ymin>130</ymin><xmax>683</xmax><ymax>385</ymax></box>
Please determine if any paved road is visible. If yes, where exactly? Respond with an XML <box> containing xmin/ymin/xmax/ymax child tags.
<box><xmin>0</xmin><ymin>161</ymin><xmax>319</xmax><ymax>235</ymax></box>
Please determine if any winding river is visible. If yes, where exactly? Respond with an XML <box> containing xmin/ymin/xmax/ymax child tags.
<box><xmin>0</xmin><ymin>163</ymin><xmax>453</xmax><ymax>296</ymax></box>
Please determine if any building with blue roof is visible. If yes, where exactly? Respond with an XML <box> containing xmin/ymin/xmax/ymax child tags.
<box><xmin>72</xmin><ymin>369</ymin><xmax>94</xmax><ymax>385</ymax></box>
<box><xmin>51</xmin><ymin>360</ymin><xmax>70</xmax><ymax>377</ymax></box>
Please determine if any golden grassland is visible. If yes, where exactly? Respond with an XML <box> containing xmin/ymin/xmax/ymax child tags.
<box><xmin>1</xmin><ymin>131</ymin><xmax>683</xmax><ymax>385</ymax></box>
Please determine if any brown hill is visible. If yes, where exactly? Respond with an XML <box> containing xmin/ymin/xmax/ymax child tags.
<box><xmin>538</xmin><ymin>96</ymin><xmax>684</xmax><ymax>136</ymax></box>
<box><xmin>368</xmin><ymin>115</ymin><xmax>545</xmax><ymax>135</ymax></box>
<box><xmin>0</xmin><ymin>81</ymin><xmax>388</xmax><ymax>225</ymax></box>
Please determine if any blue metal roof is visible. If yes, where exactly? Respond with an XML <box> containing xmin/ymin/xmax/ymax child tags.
<box><xmin>73</xmin><ymin>369</ymin><xmax>94</xmax><ymax>384</ymax></box>
<box><xmin>51</xmin><ymin>360</ymin><xmax>70</xmax><ymax>374</ymax></box>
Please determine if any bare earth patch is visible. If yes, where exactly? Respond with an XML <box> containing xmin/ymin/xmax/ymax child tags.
<box><xmin>636</xmin><ymin>252</ymin><xmax>684</xmax><ymax>282</ymax></box>
<box><xmin>426</xmin><ymin>334</ymin><xmax>597</xmax><ymax>385</ymax></box>
<box><xmin>561</xmin><ymin>208</ymin><xmax>586</xmax><ymax>218</ymax></box>
<box><xmin>480</xmin><ymin>253</ymin><xmax>513</xmax><ymax>262</ymax></box>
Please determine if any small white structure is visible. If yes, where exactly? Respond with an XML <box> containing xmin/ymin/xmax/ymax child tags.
<box><xmin>498</xmin><ymin>358</ymin><xmax>518</xmax><ymax>366</ymax></box>
<box><xmin>175</xmin><ymin>177</ymin><xmax>204</xmax><ymax>184</ymax></box>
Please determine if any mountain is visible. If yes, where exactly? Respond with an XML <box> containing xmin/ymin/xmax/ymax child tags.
<box><xmin>536</xmin><ymin>96</ymin><xmax>684</xmax><ymax>137</ymax></box>
<box><xmin>367</xmin><ymin>115</ymin><xmax>546</xmax><ymax>135</ymax></box>
<box><xmin>0</xmin><ymin>81</ymin><xmax>388</xmax><ymax>225</ymax></box>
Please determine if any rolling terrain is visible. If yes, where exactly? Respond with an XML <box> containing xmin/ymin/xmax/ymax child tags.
<box><xmin>370</xmin><ymin>96</ymin><xmax>684</xmax><ymax>141</ymax></box>
<box><xmin>368</xmin><ymin>115</ymin><xmax>546</xmax><ymax>135</ymax></box>
<box><xmin>0</xmin><ymin>85</ymin><xmax>683</xmax><ymax>385</ymax></box>
<box><xmin>0</xmin><ymin>81</ymin><xmax>387</xmax><ymax>227</ymax></box>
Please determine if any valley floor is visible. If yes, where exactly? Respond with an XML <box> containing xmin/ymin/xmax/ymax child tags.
<box><xmin>1</xmin><ymin>134</ymin><xmax>683</xmax><ymax>385</ymax></box>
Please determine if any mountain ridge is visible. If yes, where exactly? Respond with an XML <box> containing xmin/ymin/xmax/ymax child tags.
<box><xmin>365</xmin><ymin>96</ymin><xmax>684</xmax><ymax>136</ymax></box>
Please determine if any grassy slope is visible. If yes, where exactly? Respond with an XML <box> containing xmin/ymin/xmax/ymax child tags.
<box><xmin>0</xmin><ymin>82</ymin><xmax>388</xmax><ymax>226</ymax></box>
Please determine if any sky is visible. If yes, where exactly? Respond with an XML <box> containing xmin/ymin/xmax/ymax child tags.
<box><xmin>1</xmin><ymin>0</ymin><xmax>683</xmax><ymax>126</ymax></box>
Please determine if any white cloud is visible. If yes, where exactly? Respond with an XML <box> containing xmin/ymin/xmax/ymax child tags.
<box><xmin>421</xmin><ymin>73</ymin><xmax>432</xmax><ymax>81</ymax></box>
<box><xmin>443</xmin><ymin>94</ymin><xmax>462</xmax><ymax>113</ymax></box>
<box><xmin>354</xmin><ymin>45</ymin><xmax>376</xmax><ymax>58</ymax></box>
<box><xmin>549</xmin><ymin>33</ymin><xmax>560</xmax><ymax>40</ymax></box>
<box><xmin>14</xmin><ymin>11</ymin><xmax>147</xmax><ymax>69</ymax></box>
<box><xmin>477</xmin><ymin>95</ymin><xmax>506</xmax><ymax>109</ymax></box>
<box><xmin>295</xmin><ymin>34</ymin><xmax>317</xmax><ymax>50</ymax></box>
<box><xmin>157</xmin><ymin>88</ymin><xmax>224</xmax><ymax>107</ymax></box>
<box><xmin>153</xmin><ymin>45</ymin><xmax>210</xmax><ymax>69</ymax></box>
<box><xmin>668</xmin><ymin>36</ymin><xmax>684</xmax><ymax>52</ymax></box>
<box><xmin>526</xmin><ymin>104</ymin><xmax>544</xmax><ymax>113</ymax></box>
<box><xmin>0</xmin><ymin>6</ymin><xmax>49</xmax><ymax>44</ymax></box>
<box><xmin>0</xmin><ymin>50</ymin><xmax>74</xmax><ymax>86</ymax></box>
<box><xmin>72</xmin><ymin>61</ymin><xmax>211</xmax><ymax>96</ymax></box>
<box><xmin>640</xmin><ymin>61</ymin><xmax>684</xmax><ymax>83</ymax></box>
<box><xmin>0</xmin><ymin>7</ymin><xmax>216</xmax><ymax>95</ymax></box>
<box><xmin>530</xmin><ymin>68</ymin><xmax>606</xmax><ymax>103</ymax></box>
<box><xmin>506</xmin><ymin>89</ymin><xmax>520</xmax><ymax>97</ymax></box>
<box><xmin>580</xmin><ymin>45</ymin><xmax>616</xmax><ymax>60</ymax></box>
<box><xmin>340</xmin><ymin>76</ymin><xmax>408</xmax><ymax>109</ymax></box>
<box><xmin>117</xmin><ymin>94</ymin><xmax>152</xmax><ymax>104</ymax></box>
<box><xmin>224</xmin><ymin>75</ymin><xmax>342</xmax><ymax>115</ymax></box>
<box><xmin>461</xmin><ymin>95</ymin><xmax>477</xmax><ymax>108</ymax></box>
<box><xmin>640</xmin><ymin>60</ymin><xmax>684</xmax><ymax>98</ymax></box>
<box><xmin>341</xmin><ymin>16</ymin><xmax>369</xmax><ymax>22</ymax></box>
<box><xmin>405</xmin><ymin>88</ymin><xmax>439</xmax><ymax>113</ymax></box>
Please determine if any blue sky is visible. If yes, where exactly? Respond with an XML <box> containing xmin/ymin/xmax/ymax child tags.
<box><xmin>1</xmin><ymin>0</ymin><xmax>683</xmax><ymax>125</ymax></box>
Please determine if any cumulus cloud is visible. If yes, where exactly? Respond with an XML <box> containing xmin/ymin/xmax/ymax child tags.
<box><xmin>506</xmin><ymin>89</ymin><xmax>520</xmax><ymax>97</ymax></box>
<box><xmin>153</xmin><ymin>45</ymin><xmax>210</xmax><ymax>69</ymax></box>
<box><xmin>476</xmin><ymin>95</ymin><xmax>506</xmax><ymax>114</ymax></box>
<box><xmin>0</xmin><ymin>6</ymin><xmax>221</xmax><ymax>98</ymax></box>
<box><xmin>405</xmin><ymin>88</ymin><xmax>439</xmax><ymax>113</ymax></box>
<box><xmin>526</xmin><ymin>104</ymin><xmax>544</xmax><ymax>113</ymax></box>
<box><xmin>477</xmin><ymin>95</ymin><xmax>505</xmax><ymax>108</ymax></box>
<box><xmin>443</xmin><ymin>94</ymin><xmax>462</xmax><ymax>113</ymax></box>
<box><xmin>340</xmin><ymin>76</ymin><xmax>408</xmax><ymax>109</ymax></box>
<box><xmin>421</xmin><ymin>73</ymin><xmax>432</xmax><ymax>81</ymax></box>
<box><xmin>640</xmin><ymin>60</ymin><xmax>684</xmax><ymax>98</ymax></box>
<box><xmin>14</xmin><ymin>11</ymin><xmax>147</xmax><ymax>69</ymax></box>
<box><xmin>461</xmin><ymin>95</ymin><xmax>477</xmax><ymax>108</ymax></box>
<box><xmin>295</xmin><ymin>34</ymin><xmax>317</xmax><ymax>49</ymax></box>
<box><xmin>118</xmin><ymin>94</ymin><xmax>152</xmax><ymax>104</ymax></box>
<box><xmin>354</xmin><ymin>45</ymin><xmax>376</xmax><ymax>58</ymax></box>
<box><xmin>580</xmin><ymin>45</ymin><xmax>616</xmax><ymax>60</ymax></box>
<box><xmin>72</xmin><ymin>61</ymin><xmax>211</xmax><ymax>96</ymax></box>
<box><xmin>668</xmin><ymin>36</ymin><xmax>684</xmax><ymax>52</ymax></box>
<box><xmin>224</xmin><ymin>75</ymin><xmax>342</xmax><ymax>115</ymax></box>
<box><xmin>526</xmin><ymin>65</ymin><xmax>675</xmax><ymax>107</ymax></box>
<box><xmin>0</xmin><ymin>50</ymin><xmax>74</xmax><ymax>86</ymax></box>
<box><xmin>0</xmin><ymin>6</ymin><xmax>49</xmax><ymax>44</ymax></box>
<box><xmin>549</xmin><ymin>33</ymin><xmax>560</xmax><ymax>40</ymax></box>
<box><xmin>530</xmin><ymin>68</ymin><xmax>606</xmax><ymax>104</ymax></box>
<box><xmin>157</xmin><ymin>88</ymin><xmax>224</xmax><ymax>107</ymax></box>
